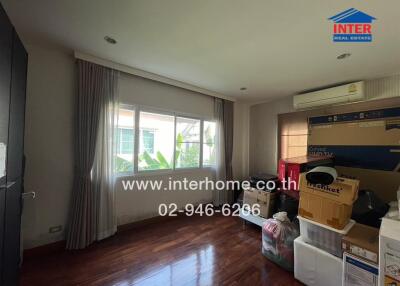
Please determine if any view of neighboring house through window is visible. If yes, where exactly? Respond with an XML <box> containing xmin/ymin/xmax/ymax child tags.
<box><xmin>139</xmin><ymin>111</ymin><xmax>174</xmax><ymax>171</ymax></box>
<box><xmin>114</xmin><ymin>105</ymin><xmax>217</xmax><ymax>174</ymax></box>
<box><xmin>203</xmin><ymin>121</ymin><xmax>216</xmax><ymax>166</ymax></box>
<box><xmin>175</xmin><ymin>117</ymin><xmax>201</xmax><ymax>168</ymax></box>
<box><xmin>115</xmin><ymin>108</ymin><xmax>135</xmax><ymax>173</ymax></box>
<box><xmin>141</xmin><ymin>129</ymin><xmax>155</xmax><ymax>154</ymax></box>
<box><xmin>119</xmin><ymin>128</ymin><xmax>134</xmax><ymax>154</ymax></box>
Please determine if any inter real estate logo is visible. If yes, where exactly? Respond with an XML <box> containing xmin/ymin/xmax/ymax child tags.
<box><xmin>328</xmin><ymin>8</ymin><xmax>376</xmax><ymax>42</ymax></box>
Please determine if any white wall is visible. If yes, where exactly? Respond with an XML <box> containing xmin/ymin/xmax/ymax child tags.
<box><xmin>249</xmin><ymin>96</ymin><xmax>294</xmax><ymax>175</ymax></box>
<box><xmin>22</xmin><ymin>45</ymin><xmax>75</xmax><ymax>249</ymax></box>
<box><xmin>22</xmin><ymin>46</ymin><xmax>249</xmax><ymax>248</ymax></box>
<box><xmin>233</xmin><ymin>102</ymin><xmax>250</xmax><ymax>180</ymax></box>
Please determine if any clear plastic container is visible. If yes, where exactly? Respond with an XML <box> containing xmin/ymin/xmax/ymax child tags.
<box><xmin>297</xmin><ymin>215</ymin><xmax>355</xmax><ymax>257</ymax></box>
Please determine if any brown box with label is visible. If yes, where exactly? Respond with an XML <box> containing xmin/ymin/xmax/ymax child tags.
<box><xmin>342</xmin><ymin>223</ymin><xmax>379</xmax><ymax>264</ymax></box>
<box><xmin>243</xmin><ymin>188</ymin><xmax>277</xmax><ymax>218</ymax></box>
<box><xmin>298</xmin><ymin>173</ymin><xmax>359</xmax><ymax>230</ymax></box>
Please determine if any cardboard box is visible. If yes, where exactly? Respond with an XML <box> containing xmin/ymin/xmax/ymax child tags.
<box><xmin>379</xmin><ymin>218</ymin><xmax>400</xmax><ymax>286</ymax></box>
<box><xmin>243</xmin><ymin>187</ymin><xmax>258</xmax><ymax>206</ymax></box>
<box><xmin>298</xmin><ymin>174</ymin><xmax>359</xmax><ymax>230</ymax></box>
<box><xmin>278</xmin><ymin>155</ymin><xmax>333</xmax><ymax>190</ymax></box>
<box><xmin>308</xmin><ymin>107</ymin><xmax>400</xmax><ymax>203</ymax></box>
<box><xmin>343</xmin><ymin>253</ymin><xmax>379</xmax><ymax>286</ymax></box>
<box><xmin>243</xmin><ymin>188</ymin><xmax>277</xmax><ymax>218</ymax></box>
<box><xmin>342</xmin><ymin>223</ymin><xmax>379</xmax><ymax>264</ymax></box>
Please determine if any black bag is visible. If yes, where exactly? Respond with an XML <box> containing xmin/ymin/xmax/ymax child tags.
<box><xmin>276</xmin><ymin>193</ymin><xmax>299</xmax><ymax>221</ymax></box>
<box><xmin>352</xmin><ymin>190</ymin><xmax>389</xmax><ymax>228</ymax></box>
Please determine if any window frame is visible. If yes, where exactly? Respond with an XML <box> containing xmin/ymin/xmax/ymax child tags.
<box><xmin>115</xmin><ymin>104</ymin><xmax>216</xmax><ymax>176</ymax></box>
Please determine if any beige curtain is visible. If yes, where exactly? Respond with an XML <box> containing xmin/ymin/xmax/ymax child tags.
<box><xmin>66</xmin><ymin>60</ymin><xmax>118</xmax><ymax>249</ymax></box>
<box><xmin>278</xmin><ymin>112</ymin><xmax>309</xmax><ymax>160</ymax></box>
<box><xmin>213</xmin><ymin>98</ymin><xmax>234</xmax><ymax>205</ymax></box>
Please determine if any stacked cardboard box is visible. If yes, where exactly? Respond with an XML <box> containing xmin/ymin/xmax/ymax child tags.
<box><xmin>243</xmin><ymin>187</ymin><xmax>277</xmax><ymax>218</ymax></box>
<box><xmin>298</xmin><ymin>173</ymin><xmax>359</xmax><ymax>230</ymax></box>
<box><xmin>342</xmin><ymin>224</ymin><xmax>380</xmax><ymax>286</ymax></box>
<box><xmin>295</xmin><ymin>173</ymin><xmax>361</xmax><ymax>285</ymax></box>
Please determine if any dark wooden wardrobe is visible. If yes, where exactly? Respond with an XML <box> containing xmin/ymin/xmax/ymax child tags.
<box><xmin>0</xmin><ymin>2</ymin><xmax>28</xmax><ymax>286</ymax></box>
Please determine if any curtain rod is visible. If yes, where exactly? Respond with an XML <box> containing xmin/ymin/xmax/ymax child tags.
<box><xmin>74</xmin><ymin>51</ymin><xmax>235</xmax><ymax>102</ymax></box>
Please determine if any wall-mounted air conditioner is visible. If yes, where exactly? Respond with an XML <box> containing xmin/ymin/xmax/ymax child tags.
<box><xmin>293</xmin><ymin>81</ymin><xmax>365</xmax><ymax>109</ymax></box>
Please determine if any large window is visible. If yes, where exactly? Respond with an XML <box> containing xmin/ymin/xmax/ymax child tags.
<box><xmin>114</xmin><ymin>105</ymin><xmax>216</xmax><ymax>174</ymax></box>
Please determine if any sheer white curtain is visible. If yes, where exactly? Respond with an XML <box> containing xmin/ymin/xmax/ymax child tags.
<box><xmin>67</xmin><ymin>60</ymin><xmax>119</xmax><ymax>249</ymax></box>
<box><xmin>213</xmin><ymin>98</ymin><xmax>228</xmax><ymax>206</ymax></box>
<box><xmin>91</xmin><ymin>74</ymin><xmax>119</xmax><ymax>241</ymax></box>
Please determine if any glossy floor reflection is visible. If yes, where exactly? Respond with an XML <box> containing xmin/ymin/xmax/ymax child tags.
<box><xmin>21</xmin><ymin>215</ymin><xmax>302</xmax><ymax>286</ymax></box>
<box><xmin>131</xmin><ymin>245</ymin><xmax>214</xmax><ymax>286</ymax></box>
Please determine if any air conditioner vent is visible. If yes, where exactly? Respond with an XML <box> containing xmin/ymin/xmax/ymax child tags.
<box><xmin>293</xmin><ymin>81</ymin><xmax>365</xmax><ymax>109</ymax></box>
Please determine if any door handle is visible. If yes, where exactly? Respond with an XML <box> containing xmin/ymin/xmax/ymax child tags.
<box><xmin>22</xmin><ymin>191</ymin><xmax>35</xmax><ymax>200</ymax></box>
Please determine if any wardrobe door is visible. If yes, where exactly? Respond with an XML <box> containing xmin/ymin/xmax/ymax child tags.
<box><xmin>0</xmin><ymin>4</ymin><xmax>13</xmax><ymax>283</ymax></box>
<box><xmin>0</xmin><ymin>4</ymin><xmax>13</xmax><ymax>183</ymax></box>
<box><xmin>6</xmin><ymin>31</ymin><xmax>27</xmax><ymax>181</ymax></box>
<box><xmin>0</xmin><ymin>186</ymin><xmax>5</xmax><ymax>283</ymax></box>
<box><xmin>3</xmin><ymin>31</ymin><xmax>27</xmax><ymax>286</ymax></box>
<box><xmin>2</xmin><ymin>179</ymin><xmax>22</xmax><ymax>286</ymax></box>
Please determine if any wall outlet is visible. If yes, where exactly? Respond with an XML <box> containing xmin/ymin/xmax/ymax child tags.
<box><xmin>49</xmin><ymin>225</ymin><xmax>62</xmax><ymax>234</ymax></box>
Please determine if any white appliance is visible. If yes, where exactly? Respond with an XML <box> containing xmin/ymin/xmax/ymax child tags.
<box><xmin>293</xmin><ymin>81</ymin><xmax>365</xmax><ymax>109</ymax></box>
<box><xmin>379</xmin><ymin>218</ymin><xmax>400</xmax><ymax>286</ymax></box>
<box><xmin>294</xmin><ymin>236</ymin><xmax>343</xmax><ymax>286</ymax></box>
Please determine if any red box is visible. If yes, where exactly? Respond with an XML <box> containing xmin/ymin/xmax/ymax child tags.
<box><xmin>278</xmin><ymin>155</ymin><xmax>333</xmax><ymax>191</ymax></box>
<box><xmin>287</xmin><ymin>163</ymin><xmax>301</xmax><ymax>190</ymax></box>
<box><xmin>278</xmin><ymin>159</ymin><xmax>286</xmax><ymax>181</ymax></box>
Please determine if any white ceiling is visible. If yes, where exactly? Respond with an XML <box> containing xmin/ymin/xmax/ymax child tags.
<box><xmin>2</xmin><ymin>0</ymin><xmax>400</xmax><ymax>102</ymax></box>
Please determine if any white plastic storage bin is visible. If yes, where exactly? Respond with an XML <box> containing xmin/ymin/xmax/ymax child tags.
<box><xmin>298</xmin><ymin>215</ymin><xmax>355</xmax><ymax>257</ymax></box>
<box><xmin>294</xmin><ymin>236</ymin><xmax>343</xmax><ymax>286</ymax></box>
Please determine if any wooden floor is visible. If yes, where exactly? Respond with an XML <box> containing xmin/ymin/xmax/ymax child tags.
<box><xmin>20</xmin><ymin>215</ymin><xmax>302</xmax><ymax>286</ymax></box>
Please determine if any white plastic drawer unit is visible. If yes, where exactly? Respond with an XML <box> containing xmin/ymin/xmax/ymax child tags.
<box><xmin>298</xmin><ymin>216</ymin><xmax>355</xmax><ymax>257</ymax></box>
<box><xmin>294</xmin><ymin>236</ymin><xmax>343</xmax><ymax>286</ymax></box>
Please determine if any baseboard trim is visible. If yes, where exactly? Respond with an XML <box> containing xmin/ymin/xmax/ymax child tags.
<box><xmin>23</xmin><ymin>240</ymin><xmax>66</xmax><ymax>259</ymax></box>
<box><xmin>23</xmin><ymin>204</ymin><xmax>212</xmax><ymax>258</ymax></box>
<box><xmin>22</xmin><ymin>215</ymin><xmax>177</xmax><ymax>258</ymax></box>
<box><xmin>117</xmin><ymin>214</ymin><xmax>183</xmax><ymax>232</ymax></box>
